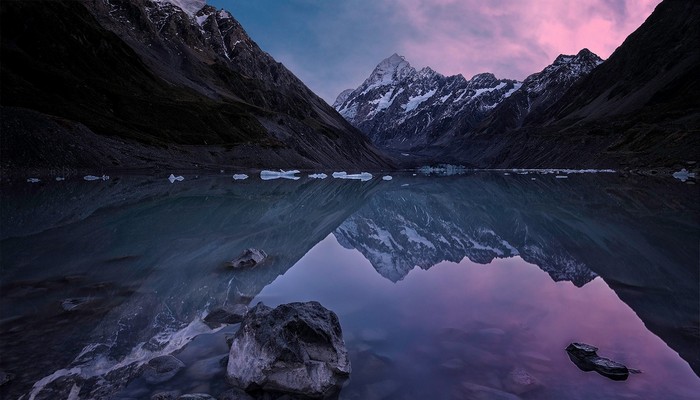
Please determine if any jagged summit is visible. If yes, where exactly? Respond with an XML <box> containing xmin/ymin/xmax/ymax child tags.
<box><xmin>334</xmin><ymin>53</ymin><xmax>520</xmax><ymax>151</ymax></box>
<box><xmin>364</xmin><ymin>53</ymin><xmax>416</xmax><ymax>90</ymax></box>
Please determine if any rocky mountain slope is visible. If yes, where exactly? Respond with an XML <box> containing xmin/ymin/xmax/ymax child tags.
<box><xmin>444</xmin><ymin>0</ymin><xmax>699</xmax><ymax>168</ymax></box>
<box><xmin>0</xmin><ymin>0</ymin><xmax>390</xmax><ymax>172</ymax></box>
<box><xmin>333</xmin><ymin>54</ymin><xmax>521</xmax><ymax>151</ymax></box>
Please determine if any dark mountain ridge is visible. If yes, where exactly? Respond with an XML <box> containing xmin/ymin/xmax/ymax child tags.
<box><xmin>443</xmin><ymin>0</ymin><xmax>699</xmax><ymax>168</ymax></box>
<box><xmin>0</xmin><ymin>0</ymin><xmax>391</xmax><ymax>172</ymax></box>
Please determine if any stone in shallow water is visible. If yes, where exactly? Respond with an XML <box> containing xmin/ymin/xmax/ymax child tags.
<box><xmin>459</xmin><ymin>382</ymin><xmax>522</xmax><ymax>400</ymax></box>
<box><xmin>204</xmin><ymin>304</ymin><xmax>248</xmax><ymax>326</ymax></box>
<box><xmin>218</xmin><ymin>388</ymin><xmax>254</xmax><ymax>400</ymax></box>
<box><xmin>176</xmin><ymin>394</ymin><xmax>215</xmax><ymax>400</ymax></box>
<box><xmin>502</xmin><ymin>367</ymin><xmax>540</xmax><ymax>394</ymax></box>
<box><xmin>142</xmin><ymin>355</ymin><xmax>186</xmax><ymax>384</ymax></box>
<box><xmin>151</xmin><ymin>390</ymin><xmax>180</xmax><ymax>400</ymax></box>
<box><xmin>565</xmin><ymin>342</ymin><xmax>630</xmax><ymax>381</ymax></box>
<box><xmin>226</xmin><ymin>301</ymin><xmax>350</xmax><ymax>398</ymax></box>
<box><xmin>229</xmin><ymin>248</ymin><xmax>268</xmax><ymax>269</ymax></box>
<box><xmin>0</xmin><ymin>370</ymin><xmax>15</xmax><ymax>386</ymax></box>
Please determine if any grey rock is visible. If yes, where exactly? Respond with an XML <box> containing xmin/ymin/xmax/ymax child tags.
<box><xmin>229</xmin><ymin>249</ymin><xmax>268</xmax><ymax>269</ymax></box>
<box><xmin>204</xmin><ymin>304</ymin><xmax>248</xmax><ymax>326</ymax></box>
<box><xmin>142</xmin><ymin>355</ymin><xmax>186</xmax><ymax>384</ymax></box>
<box><xmin>565</xmin><ymin>342</ymin><xmax>630</xmax><ymax>381</ymax></box>
<box><xmin>226</xmin><ymin>301</ymin><xmax>350</xmax><ymax>398</ymax></box>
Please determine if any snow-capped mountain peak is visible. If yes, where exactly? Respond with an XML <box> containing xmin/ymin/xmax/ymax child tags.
<box><xmin>156</xmin><ymin>0</ymin><xmax>206</xmax><ymax>17</ymax></box>
<box><xmin>364</xmin><ymin>53</ymin><xmax>416</xmax><ymax>90</ymax></box>
<box><xmin>334</xmin><ymin>54</ymin><xmax>520</xmax><ymax>150</ymax></box>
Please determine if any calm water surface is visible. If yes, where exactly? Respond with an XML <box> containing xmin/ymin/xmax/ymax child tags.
<box><xmin>0</xmin><ymin>172</ymin><xmax>698</xmax><ymax>399</ymax></box>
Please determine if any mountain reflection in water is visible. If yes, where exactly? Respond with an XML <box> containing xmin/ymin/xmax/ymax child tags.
<box><xmin>0</xmin><ymin>173</ymin><xmax>697</xmax><ymax>399</ymax></box>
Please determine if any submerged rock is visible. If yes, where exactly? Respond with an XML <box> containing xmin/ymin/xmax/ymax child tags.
<box><xmin>226</xmin><ymin>301</ymin><xmax>351</xmax><ymax>398</ymax></box>
<box><xmin>151</xmin><ymin>390</ymin><xmax>180</xmax><ymax>400</ymax></box>
<box><xmin>503</xmin><ymin>367</ymin><xmax>540</xmax><ymax>394</ymax></box>
<box><xmin>0</xmin><ymin>370</ymin><xmax>15</xmax><ymax>386</ymax></box>
<box><xmin>565</xmin><ymin>342</ymin><xmax>630</xmax><ymax>381</ymax></box>
<box><xmin>142</xmin><ymin>355</ymin><xmax>185</xmax><ymax>384</ymax></box>
<box><xmin>203</xmin><ymin>304</ymin><xmax>248</xmax><ymax>326</ymax></box>
<box><xmin>218</xmin><ymin>388</ymin><xmax>254</xmax><ymax>400</ymax></box>
<box><xmin>229</xmin><ymin>248</ymin><xmax>268</xmax><ymax>269</ymax></box>
<box><xmin>176</xmin><ymin>394</ymin><xmax>215</xmax><ymax>400</ymax></box>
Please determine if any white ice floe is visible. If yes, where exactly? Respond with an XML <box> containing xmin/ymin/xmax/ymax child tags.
<box><xmin>555</xmin><ymin>175</ymin><xmax>568</xmax><ymax>179</ymax></box>
<box><xmin>333</xmin><ymin>172</ymin><xmax>373</xmax><ymax>181</ymax></box>
<box><xmin>26</xmin><ymin>178</ymin><xmax>40</xmax><ymax>183</ymax></box>
<box><xmin>309</xmin><ymin>173</ymin><xmax>328</xmax><ymax>179</ymax></box>
<box><xmin>382</xmin><ymin>175</ymin><xmax>393</xmax><ymax>181</ymax></box>
<box><xmin>260</xmin><ymin>170</ymin><xmax>300</xmax><ymax>180</ymax></box>
<box><xmin>84</xmin><ymin>175</ymin><xmax>109</xmax><ymax>181</ymax></box>
<box><xmin>55</xmin><ymin>177</ymin><xmax>65</xmax><ymax>181</ymax></box>
<box><xmin>232</xmin><ymin>174</ymin><xmax>249</xmax><ymax>180</ymax></box>
<box><xmin>672</xmin><ymin>168</ymin><xmax>696</xmax><ymax>182</ymax></box>
<box><xmin>401</xmin><ymin>184</ymin><xmax>409</xmax><ymax>187</ymax></box>
<box><xmin>168</xmin><ymin>174</ymin><xmax>185</xmax><ymax>183</ymax></box>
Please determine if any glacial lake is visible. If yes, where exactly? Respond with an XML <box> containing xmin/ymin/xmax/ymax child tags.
<box><xmin>1</xmin><ymin>172</ymin><xmax>698</xmax><ymax>400</ymax></box>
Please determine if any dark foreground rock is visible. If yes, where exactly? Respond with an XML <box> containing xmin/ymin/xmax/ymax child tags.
<box><xmin>230</xmin><ymin>249</ymin><xmax>268</xmax><ymax>269</ymax></box>
<box><xmin>226</xmin><ymin>302</ymin><xmax>350</xmax><ymax>398</ymax></box>
<box><xmin>566</xmin><ymin>343</ymin><xmax>630</xmax><ymax>381</ymax></box>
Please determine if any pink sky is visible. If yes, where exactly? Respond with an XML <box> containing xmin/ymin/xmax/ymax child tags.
<box><xmin>385</xmin><ymin>0</ymin><xmax>661</xmax><ymax>80</ymax></box>
<box><xmin>219</xmin><ymin>0</ymin><xmax>662</xmax><ymax>102</ymax></box>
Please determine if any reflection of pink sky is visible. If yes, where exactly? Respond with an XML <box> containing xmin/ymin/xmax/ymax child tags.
<box><xmin>257</xmin><ymin>234</ymin><xmax>700</xmax><ymax>398</ymax></box>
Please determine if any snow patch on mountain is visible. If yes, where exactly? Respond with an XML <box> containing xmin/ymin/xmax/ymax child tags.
<box><xmin>156</xmin><ymin>0</ymin><xmax>206</xmax><ymax>17</ymax></box>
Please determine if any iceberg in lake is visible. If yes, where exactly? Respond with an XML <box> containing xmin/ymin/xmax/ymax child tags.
<box><xmin>232</xmin><ymin>174</ymin><xmax>249</xmax><ymax>180</ymax></box>
<box><xmin>672</xmin><ymin>168</ymin><xmax>696</xmax><ymax>182</ymax></box>
<box><xmin>333</xmin><ymin>172</ymin><xmax>372</xmax><ymax>181</ymax></box>
<box><xmin>27</xmin><ymin>178</ymin><xmax>40</xmax><ymax>183</ymax></box>
<box><xmin>309</xmin><ymin>173</ymin><xmax>328</xmax><ymax>179</ymax></box>
<box><xmin>382</xmin><ymin>175</ymin><xmax>393</xmax><ymax>181</ymax></box>
<box><xmin>84</xmin><ymin>175</ymin><xmax>109</xmax><ymax>181</ymax></box>
<box><xmin>168</xmin><ymin>174</ymin><xmax>185</xmax><ymax>183</ymax></box>
<box><xmin>260</xmin><ymin>170</ymin><xmax>300</xmax><ymax>180</ymax></box>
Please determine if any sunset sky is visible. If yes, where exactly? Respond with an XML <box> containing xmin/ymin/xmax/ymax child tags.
<box><xmin>209</xmin><ymin>0</ymin><xmax>661</xmax><ymax>104</ymax></box>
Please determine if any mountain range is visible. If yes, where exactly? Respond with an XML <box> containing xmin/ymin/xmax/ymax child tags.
<box><xmin>335</xmin><ymin>0</ymin><xmax>699</xmax><ymax>169</ymax></box>
<box><xmin>0</xmin><ymin>0</ymin><xmax>390</xmax><ymax>172</ymax></box>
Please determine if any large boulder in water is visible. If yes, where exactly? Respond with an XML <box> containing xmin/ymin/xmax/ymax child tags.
<box><xmin>226</xmin><ymin>301</ymin><xmax>351</xmax><ymax>398</ymax></box>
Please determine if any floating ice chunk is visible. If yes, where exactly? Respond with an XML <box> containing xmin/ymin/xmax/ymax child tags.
<box><xmin>168</xmin><ymin>174</ymin><xmax>185</xmax><ymax>183</ymax></box>
<box><xmin>334</xmin><ymin>172</ymin><xmax>373</xmax><ymax>181</ymax></box>
<box><xmin>232</xmin><ymin>174</ymin><xmax>249</xmax><ymax>180</ymax></box>
<box><xmin>309</xmin><ymin>173</ymin><xmax>328</xmax><ymax>179</ymax></box>
<box><xmin>55</xmin><ymin>177</ymin><xmax>65</xmax><ymax>181</ymax></box>
<box><xmin>672</xmin><ymin>168</ymin><xmax>696</xmax><ymax>182</ymax></box>
<box><xmin>531</xmin><ymin>178</ymin><xmax>537</xmax><ymax>180</ymax></box>
<box><xmin>260</xmin><ymin>170</ymin><xmax>300</xmax><ymax>180</ymax></box>
<box><xmin>401</xmin><ymin>184</ymin><xmax>409</xmax><ymax>187</ymax></box>
<box><xmin>401</xmin><ymin>153</ymin><xmax>409</xmax><ymax>156</ymax></box>
<box><xmin>84</xmin><ymin>175</ymin><xmax>109</xmax><ymax>181</ymax></box>
<box><xmin>27</xmin><ymin>178</ymin><xmax>40</xmax><ymax>183</ymax></box>
<box><xmin>220</xmin><ymin>170</ymin><xmax>224</xmax><ymax>173</ymax></box>
<box><xmin>555</xmin><ymin>175</ymin><xmax>568</xmax><ymax>179</ymax></box>
<box><xmin>503</xmin><ymin>173</ymin><xmax>510</xmax><ymax>176</ymax></box>
<box><xmin>382</xmin><ymin>175</ymin><xmax>393</xmax><ymax>181</ymax></box>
